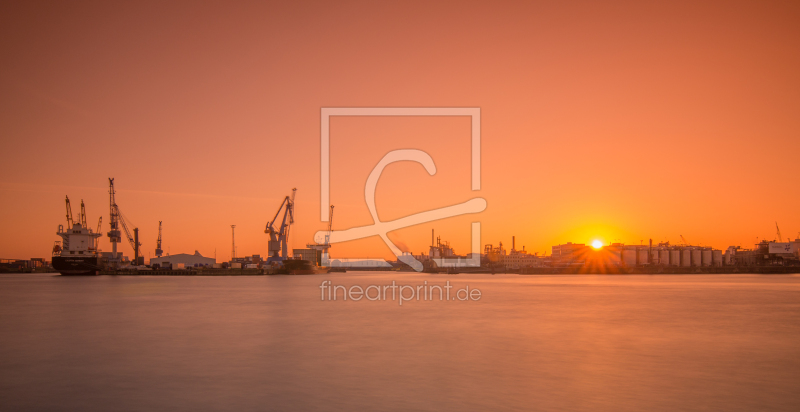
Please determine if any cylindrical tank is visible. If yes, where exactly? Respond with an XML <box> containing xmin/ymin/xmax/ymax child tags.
<box><xmin>670</xmin><ymin>249</ymin><xmax>681</xmax><ymax>266</ymax></box>
<box><xmin>622</xmin><ymin>249</ymin><xmax>637</xmax><ymax>266</ymax></box>
<box><xmin>712</xmin><ymin>250</ymin><xmax>722</xmax><ymax>267</ymax></box>
<box><xmin>691</xmin><ymin>249</ymin><xmax>702</xmax><ymax>267</ymax></box>
<box><xmin>659</xmin><ymin>249</ymin><xmax>670</xmax><ymax>266</ymax></box>
<box><xmin>607</xmin><ymin>248</ymin><xmax>621</xmax><ymax>264</ymax></box>
<box><xmin>681</xmin><ymin>249</ymin><xmax>692</xmax><ymax>267</ymax></box>
<box><xmin>638</xmin><ymin>249</ymin><xmax>649</xmax><ymax>265</ymax></box>
<box><xmin>701</xmin><ymin>249</ymin><xmax>712</xmax><ymax>267</ymax></box>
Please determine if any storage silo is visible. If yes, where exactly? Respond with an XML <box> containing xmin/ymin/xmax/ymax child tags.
<box><xmin>622</xmin><ymin>248</ymin><xmax>637</xmax><ymax>266</ymax></box>
<box><xmin>701</xmin><ymin>248</ymin><xmax>712</xmax><ymax>267</ymax></box>
<box><xmin>691</xmin><ymin>249</ymin><xmax>702</xmax><ymax>267</ymax></box>
<box><xmin>606</xmin><ymin>246</ymin><xmax>622</xmax><ymax>265</ymax></box>
<box><xmin>712</xmin><ymin>250</ymin><xmax>722</xmax><ymax>267</ymax></box>
<box><xmin>681</xmin><ymin>249</ymin><xmax>692</xmax><ymax>267</ymax></box>
<box><xmin>638</xmin><ymin>248</ymin><xmax>650</xmax><ymax>265</ymax></box>
<box><xmin>670</xmin><ymin>249</ymin><xmax>681</xmax><ymax>266</ymax></box>
<box><xmin>659</xmin><ymin>249</ymin><xmax>670</xmax><ymax>266</ymax></box>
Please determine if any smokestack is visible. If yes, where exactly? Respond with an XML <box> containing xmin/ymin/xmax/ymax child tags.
<box><xmin>512</xmin><ymin>236</ymin><xmax>516</xmax><ymax>251</ymax></box>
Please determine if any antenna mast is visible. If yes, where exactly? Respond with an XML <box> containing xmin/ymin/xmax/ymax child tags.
<box><xmin>231</xmin><ymin>225</ymin><xmax>236</xmax><ymax>261</ymax></box>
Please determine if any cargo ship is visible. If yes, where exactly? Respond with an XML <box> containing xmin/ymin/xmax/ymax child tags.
<box><xmin>52</xmin><ymin>197</ymin><xmax>103</xmax><ymax>276</ymax></box>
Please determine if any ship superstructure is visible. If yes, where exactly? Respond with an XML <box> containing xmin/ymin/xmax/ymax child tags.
<box><xmin>52</xmin><ymin>196</ymin><xmax>103</xmax><ymax>275</ymax></box>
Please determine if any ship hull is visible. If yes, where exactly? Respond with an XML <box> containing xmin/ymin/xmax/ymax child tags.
<box><xmin>281</xmin><ymin>259</ymin><xmax>330</xmax><ymax>275</ymax></box>
<box><xmin>289</xmin><ymin>267</ymin><xmax>331</xmax><ymax>275</ymax></box>
<box><xmin>52</xmin><ymin>256</ymin><xmax>101</xmax><ymax>276</ymax></box>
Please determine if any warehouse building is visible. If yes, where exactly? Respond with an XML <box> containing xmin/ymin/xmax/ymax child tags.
<box><xmin>150</xmin><ymin>251</ymin><xmax>215</xmax><ymax>267</ymax></box>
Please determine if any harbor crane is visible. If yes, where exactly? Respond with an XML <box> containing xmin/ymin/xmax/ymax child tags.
<box><xmin>265</xmin><ymin>188</ymin><xmax>296</xmax><ymax>264</ymax></box>
<box><xmin>776</xmin><ymin>222</ymin><xmax>783</xmax><ymax>242</ymax></box>
<box><xmin>107</xmin><ymin>178</ymin><xmax>121</xmax><ymax>259</ymax></box>
<box><xmin>106</xmin><ymin>178</ymin><xmax>142</xmax><ymax>266</ymax></box>
<box><xmin>680</xmin><ymin>235</ymin><xmax>689</xmax><ymax>246</ymax></box>
<box><xmin>155</xmin><ymin>221</ymin><xmax>163</xmax><ymax>257</ymax></box>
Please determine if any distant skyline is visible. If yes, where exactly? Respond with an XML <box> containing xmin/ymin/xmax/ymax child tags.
<box><xmin>2</xmin><ymin>1</ymin><xmax>799</xmax><ymax>261</ymax></box>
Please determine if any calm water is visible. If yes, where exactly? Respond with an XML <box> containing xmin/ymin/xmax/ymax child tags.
<box><xmin>2</xmin><ymin>272</ymin><xmax>800</xmax><ymax>411</ymax></box>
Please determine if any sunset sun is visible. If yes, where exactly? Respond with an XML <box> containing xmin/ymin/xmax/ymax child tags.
<box><xmin>591</xmin><ymin>240</ymin><xmax>603</xmax><ymax>250</ymax></box>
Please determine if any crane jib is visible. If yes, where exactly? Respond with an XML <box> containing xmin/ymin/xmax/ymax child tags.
<box><xmin>265</xmin><ymin>188</ymin><xmax>297</xmax><ymax>264</ymax></box>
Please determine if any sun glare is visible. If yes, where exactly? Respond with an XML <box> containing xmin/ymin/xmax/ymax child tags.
<box><xmin>591</xmin><ymin>240</ymin><xmax>603</xmax><ymax>249</ymax></box>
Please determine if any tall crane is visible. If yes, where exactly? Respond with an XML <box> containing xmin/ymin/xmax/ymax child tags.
<box><xmin>776</xmin><ymin>222</ymin><xmax>783</xmax><ymax>242</ymax></box>
<box><xmin>106</xmin><ymin>178</ymin><xmax>142</xmax><ymax>266</ymax></box>
<box><xmin>107</xmin><ymin>178</ymin><xmax>121</xmax><ymax>260</ymax></box>
<box><xmin>680</xmin><ymin>235</ymin><xmax>689</xmax><ymax>246</ymax></box>
<box><xmin>116</xmin><ymin>209</ymin><xmax>140</xmax><ymax>264</ymax></box>
<box><xmin>265</xmin><ymin>188</ymin><xmax>296</xmax><ymax>263</ymax></box>
<box><xmin>64</xmin><ymin>196</ymin><xmax>74</xmax><ymax>229</ymax></box>
<box><xmin>155</xmin><ymin>221</ymin><xmax>163</xmax><ymax>257</ymax></box>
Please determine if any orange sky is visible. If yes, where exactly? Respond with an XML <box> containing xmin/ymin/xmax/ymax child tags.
<box><xmin>1</xmin><ymin>1</ymin><xmax>799</xmax><ymax>262</ymax></box>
